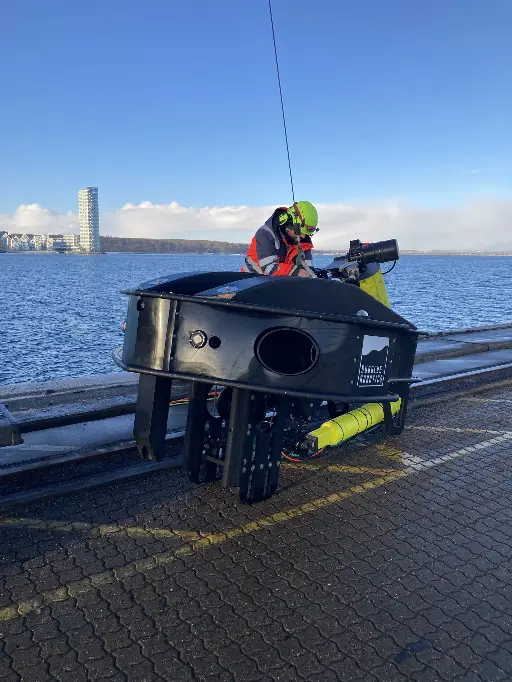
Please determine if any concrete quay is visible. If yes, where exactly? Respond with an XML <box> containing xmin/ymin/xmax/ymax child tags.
<box><xmin>2</xmin><ymin>363</ymin><xmax>512</xmax><ymax>679</ymax></box>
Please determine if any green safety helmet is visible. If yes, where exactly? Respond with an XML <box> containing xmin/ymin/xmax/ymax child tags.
<box><xmin>287</xmin><ymin>201</ymin><xmax>319</xmax><ymax>235</ymax></box>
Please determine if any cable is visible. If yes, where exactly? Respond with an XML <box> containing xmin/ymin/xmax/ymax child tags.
<box><xmin>268</xmin><ymin>0</ymin><xmax>309</xmax><ymax>271</ymax></box>
<box><xmin>268</xmin><ymin>0</ymin><xmax>295</xmax><ymax>204</ymax></box>
<box><xmin>169</xmin><ymin>390</ymin><xmax>221</xmax><ymax>407</ymax></box>
<box><xmin>381</xmin><ymin>260</ymin><xmax>397</xmax><ymax>275</ymax></box>
<box><xmin>281</xmin><ymin>446</ymin><xmax>326</xmax><ymax>463</ymax></box>
<box><xmin>282</xmin><ymin>451</ymin><xmax>303</xmax><ymax>463</ymax></box>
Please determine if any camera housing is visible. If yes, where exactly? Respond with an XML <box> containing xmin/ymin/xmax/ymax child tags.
<box><xmin>347</xmin><ymin>239</ymin><xmax>400</xmax><ymax>266</ymax></box>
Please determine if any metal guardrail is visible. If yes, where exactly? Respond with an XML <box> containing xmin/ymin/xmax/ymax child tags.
<box><xmin>16</xmin><ymin>401</ymin><xmax>137</xmax><ymax>434</ymax></box>
<box><xmin>5</xmin><ymin>359</ymin><xmax>512</xmax><ymax>438</ymax></box>
<box><xmin>414</xmin><ymin>361</ymin><xmax>512</xmax><ymax>387</ymax></box>
<box><xmin>0</xmin><ymin>403</ymin><xmax>23</xmax><ymax>447</ymax></box>
<box><xmin>0</xmin><ymin>360</ymin><xmax>511</xmax><ymax>508</ymax></box>
<box><xmin>420</xmin><ymin>321</ymin><xmax>512</xmax><ymax>338</ymax></box>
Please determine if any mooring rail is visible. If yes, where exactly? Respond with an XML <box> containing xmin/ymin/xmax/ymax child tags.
<box><xmin>1</xmin><ymin>362</ymin><xmax>511</xmax><ymax>508</ymax></box>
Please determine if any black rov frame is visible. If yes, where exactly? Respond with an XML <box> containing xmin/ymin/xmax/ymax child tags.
<box><xmin>114</xmin><ymin>270</ymin><xmax>418</xmax><ymax>504</ymax></box>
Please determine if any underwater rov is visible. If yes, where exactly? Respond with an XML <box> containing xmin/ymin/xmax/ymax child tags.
<box><xmin>113</xmin><ymin>237</ymin><xmax>419</xmax><ymax>504</ymax></box>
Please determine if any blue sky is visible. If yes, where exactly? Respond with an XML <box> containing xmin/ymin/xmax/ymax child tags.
<box><xmin>1</xmin><ymin>0</ymin><xmax>511</xmax><ymax>215</ymax></box>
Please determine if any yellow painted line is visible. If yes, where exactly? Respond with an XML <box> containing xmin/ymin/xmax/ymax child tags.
<box><xmin>374</xmin><ymin>444</ymin><xmax>404</xmax><ymax>462</ymax></box>
<box><xmin>282</xmin><ymin>462</ymin><xmax>397</xmax><ymax>476</ymax></box>
<box><xmin>408</xmin><ymin>425</ymin><xmax>509</xmax><ymax>435</ymax></box>
<box><xmin>0</xmin><ymin>469</ymin><xmax>406</xmax><ymax>623</ymax></box>
<box><xmin>2</xmin><ymin>430</ymin><xmax>512</xmax><ymax>624</ymax></box>
<box><xmin>1</xmin><ymin>463</ymin><xmax>397</xmax><ymax>538</ymax></box>
<box><xmin>0</xmin><ymin>517</ymin><xmax>202</xmax><ymax>542</ymax></box>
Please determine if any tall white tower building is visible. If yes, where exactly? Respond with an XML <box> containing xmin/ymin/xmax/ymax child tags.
<box><xmin>78</xmin><ymin>187</ymin><xmax>100</xmax><ymax>252</ymax></box>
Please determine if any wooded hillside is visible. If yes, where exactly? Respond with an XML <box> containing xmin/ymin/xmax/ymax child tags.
<box><xmin>100</xmin><ymin>236</ymin><xmax>249</xmax><ymax>254</ymax></box>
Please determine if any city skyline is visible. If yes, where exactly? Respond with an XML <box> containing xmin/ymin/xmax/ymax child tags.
<box><xmin>0</xmin><ymin>187</ymin><xmax>101</xmax><ymax>253</ymax></box>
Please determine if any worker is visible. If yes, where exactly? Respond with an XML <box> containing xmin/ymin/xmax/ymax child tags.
<box><xmin>242</xmin><ymin>201</ymin><xmax>318</xmax><ymax>277</ymax></box>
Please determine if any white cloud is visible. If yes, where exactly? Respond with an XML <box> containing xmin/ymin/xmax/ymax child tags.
<box><xmin>0</xmin><ymin>204</ymin><xmax>78</xmax><ymax>233</ymax></box>
<box><xmin>1</xmin><ymin>198</ymin><xmax>511</xmax><ymax>250</ymax></box>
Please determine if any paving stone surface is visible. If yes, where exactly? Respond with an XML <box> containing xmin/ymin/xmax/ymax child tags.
<box><xmin>1</xmin><ymin>385</ymin><xmax>512</xmax><ymax>680</ymax></box>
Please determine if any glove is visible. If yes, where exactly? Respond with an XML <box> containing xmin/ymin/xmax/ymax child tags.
<box><xmin>298</xmin><ymin>266</ymin><xmax>316</xmax><ymax>278</ymax></box>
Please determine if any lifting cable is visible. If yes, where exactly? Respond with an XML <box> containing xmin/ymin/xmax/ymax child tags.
<box><xmin>268</xmin><ymin>0</ymin><xmax>306</xmax><ymax>270</ymax></box>
<box><xmin>268</xmin><ymin>0</ymin><xmax>295</xmax><ymax>204</ymax></box>
<box><xmin>268</xmin><ymin>1</ymin><xmax>321</xmax><ymax>464</ymax></box>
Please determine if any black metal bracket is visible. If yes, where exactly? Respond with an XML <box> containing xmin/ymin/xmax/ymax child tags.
<box><xmin>180</xmin><ymin>385</ymin><xmax>292</xmax><ymax>504</ymax></box>
<box><xmin>183</xmin><ymin>383</ymin><xmax>224</xmax><ymax>484</ymax></box>
<box><xmin>133</xmin><ymin>375</ymin><xmax>172</xmax><ymax>460</ymax></box>
<box><xmin>0</xmin><ymin>403</ymin><xmax>23</xmax><ymax>447</ymax></box>
<box><xmin>228</xmin><ymin>390</ymin><xmax>290</xmax><ymax>504</ymax></box>
<box><xmin>383</xmin><ymin>385</ymin><xmax>410</xmax><ymax>436</ymax></box>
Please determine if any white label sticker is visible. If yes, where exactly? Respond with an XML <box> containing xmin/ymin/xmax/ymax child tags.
<box><xmin>357</xmin><ymin>335</ymin><xmax>390</xmax><ymax>387</ymax></box>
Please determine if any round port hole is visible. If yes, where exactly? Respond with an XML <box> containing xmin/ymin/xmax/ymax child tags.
<box><xmin>255</xmin><ymin>327</ymin><xmax>318</xmax><ymax>376</ymax></box>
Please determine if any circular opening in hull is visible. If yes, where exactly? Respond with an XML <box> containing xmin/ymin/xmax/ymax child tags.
<box><xmin>255</xmin><ymin>327</ymin><xmax>318</xmax><ymax>376</ymax></box>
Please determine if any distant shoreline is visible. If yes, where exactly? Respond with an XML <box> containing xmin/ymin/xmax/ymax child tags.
<box><xmin>400</xmin><ymin>251</ymin><xmax>512</xmax><ymax>257</ymax></box>
<box><xmin>2</xmin><ymin>250</ymin><xmax>511</xmax><ymax>257</ymax></box>
<box><xmin>0</xmin><ymin>250</ymin><xmax>106</xmax><ymax>255</ymax></box>
<box><xmin>3</xmin><ymin>234</ymin><xmax>511</xmax><ymax>257</ymax></box>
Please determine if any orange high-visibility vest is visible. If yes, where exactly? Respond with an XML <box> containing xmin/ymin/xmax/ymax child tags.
<box><xmin>244</xmin><ymin>236</ymin><xmax>313</xmax><ymax>276</ymax></box>
<box><xmin>242</xmin><ymin>208</ymin><xmax>313</xmax><ymax>276</ymax></box>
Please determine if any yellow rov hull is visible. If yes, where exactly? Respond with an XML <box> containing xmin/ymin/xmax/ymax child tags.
<box><xmin>301</xmin><ymin>265</ymin><xmax>397</xmax><ymax>453</ymax></box>
<box><xmin>306</xmin><ymin>399</ymin><xmax>402</xmax><ymax>451</ymax></box>
<box><xmin>359</xmin><ymin>267</ymin><xmax>391</xmax><ymax>307</ymax></box>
